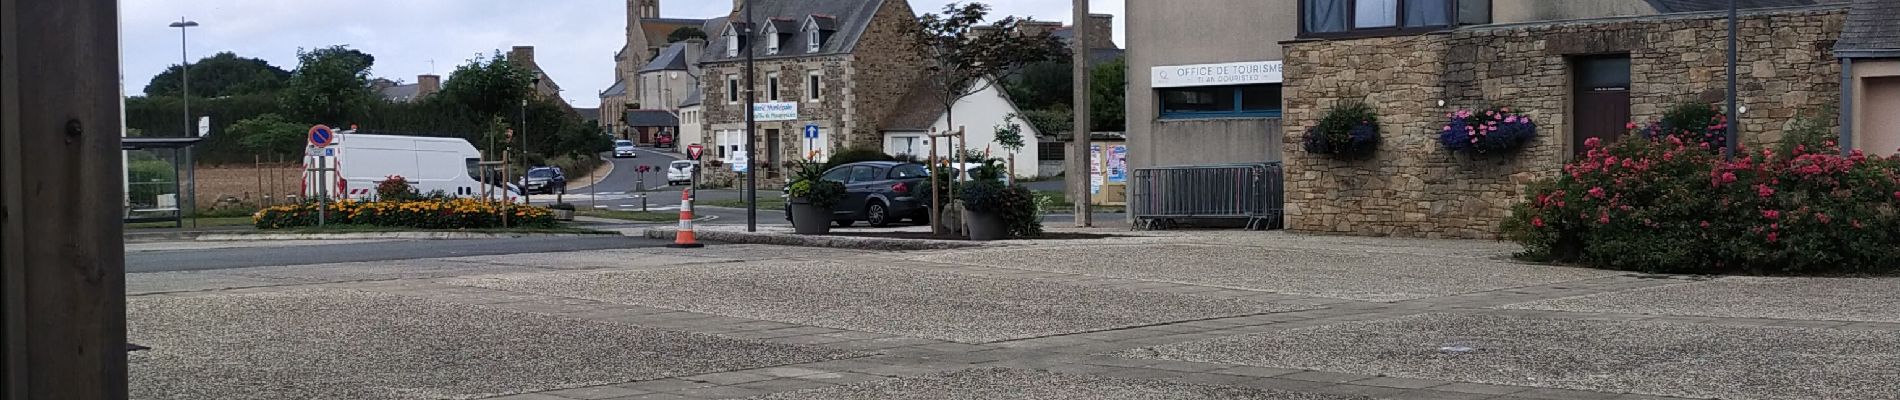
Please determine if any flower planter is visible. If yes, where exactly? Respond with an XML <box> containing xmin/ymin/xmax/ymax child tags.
<box><xmin>963</xmin><ymin>209</ymin><xmax>1007</xmax><ymax>241</ymax></box>
<box><xmin>788</xmin><ymin>198</ymin><xmax>833</xmax><ymax>235</ymax></box>
<box><xmin>551</xmin><ymin>209</ymin><xmax>575</xmax><ymax>221</ymax></box>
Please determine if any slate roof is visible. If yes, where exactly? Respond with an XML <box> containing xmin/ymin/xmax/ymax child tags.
<box><xmin>599</xmin><ymin>79</ymin><xmax>628</xmax><ymax>98</ymax></box>
<box><xmin>574</xmin><ymin>108</ymin><xmax>600</xmax><ymax>123</ymax></box>
<box><xmin>639</xmin><ymin>42</ymin><xmax>692</xmax><ymax>73</ymax></box>
<box><xmin>1646</xmin><ymin>0</ymin><xmax>1820</xmax><ymax>12</ymax></box>
<box><xmin>378</xmin><ymin>83</ymin><xmax>421</xmax><ymax>102</ymax></box>
<box><xmin>642</xmin><ymin>17</ymin><xmax>707</xmax><ymax>47</ymax></box>
<box><xmin>706</xmin><ymin>0</ymin><xmax>885</xmax><ymax>62</ymax></box>
<box><xmin>680</xmin><ymin>88</ymin><xmax>704</xmax><ymax>108</ymax></box>
<box><xmin>625</xmin><ymin>109</ymin><xmax>680</xmax><ymax>127</ymax></box>
<box><xmin>808</xmin><ymin>14</ymin><xmax>839</xmax><ymax>31</ymax></box>
<box><xmin>1836</xmin><ymin>0</ymin><xmax>1900</xmax><ymax>56</ymax></box>
<box><xmin>882</xmin><ymin>80</ymin><xmax>945</xmax><ymax>132</ymax></box>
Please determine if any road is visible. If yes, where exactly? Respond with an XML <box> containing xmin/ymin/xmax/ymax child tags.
<box><xmin>126</xmin><ymin>236</ymin><xmax>671</xmax><ymax>273</ymax></box>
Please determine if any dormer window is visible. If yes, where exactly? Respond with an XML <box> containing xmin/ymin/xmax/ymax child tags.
<box><xmin>804</xmin><ymin>15</ymin><xmax>837</xmax><ymax>54</ymax></box>
<box><xmin>723</xmin><ymin>23</ymin><xmax>749</xmax><ymax>57</ymax></box>
<box><xmin>765</xmin><ymin>24</ymin><xmax>781</xmax><ymax>54</ymax></box>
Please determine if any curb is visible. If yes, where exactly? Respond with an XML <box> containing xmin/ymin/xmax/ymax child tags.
<box><xmin>565</xmin><ymin>155</ymin><xmax>617</xmax><ymax>192</ymax></box>
<box><xmin>196</xmin><ymin>231</ymin><xmax>615</xmax><ymax>241</ymax></box>
<box><xmin>642</xmin><ymin>228</ymin><xmax>982</xmax><ymax>251</ymax></box>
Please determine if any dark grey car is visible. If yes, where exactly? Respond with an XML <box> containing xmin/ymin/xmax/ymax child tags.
<box><xmin>788</xmin><ymin>161</ymin><xmax>931</xmax><ymax>227</ymax></box>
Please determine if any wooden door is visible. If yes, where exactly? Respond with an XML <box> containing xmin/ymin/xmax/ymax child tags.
<box><xmin>1573</xmin><ymin>56</ymin><xmax>1631</xmax><ymax>156</ymax></box>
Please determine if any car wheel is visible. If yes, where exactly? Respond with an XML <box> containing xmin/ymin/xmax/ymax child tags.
<box><xmin>865</xmin><ymin>202</ymin><xmax>891</xmax><ymax>227</ymax></box>
<box><xmin>835</xmin><ymin>220</ymin><xmax>855</xmax><ymax>227</ymax></box>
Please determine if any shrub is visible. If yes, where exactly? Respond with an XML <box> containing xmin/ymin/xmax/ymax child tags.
<box><xmin>959</xmin><ymin>161</ymin><xmax>1043</xmax><ymax>238</ymax></box>
<box><xmin>1640</xmin><ymin>103</ymin><xmax>1731</xmax><ymax>153</ymax></box>
<box><xmin>253</xmin><ymin>198</ymin><xmax>556</xmax><ymax>229</ymax></box>
<box><xmin>375</xmin><ymin>175</ymin><xmax>420</xmax><ymax>202</ymax></box>
<box><xmin>1302</xmin><ymin>102</ymin><xmax>1380</xmax><ymax>158</ymax></box>
<box><xmin>785</xmin><ymin>160</ymin><xmax>846</xmax><ymax>208</ymax></box>
<box><xmin>1439</xmin><ymin>107</ymin><xmax>1537</xmax><ymax>155</ymax></box>
<box><xmin>1502</xmin><ymin>132</ymin><xmax>1900</xmax><ymax>275</ymax></box>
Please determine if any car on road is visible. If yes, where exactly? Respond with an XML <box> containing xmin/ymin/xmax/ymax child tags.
<box><xmin>667</xmin><ymin>160</ymin><xmax>697</xmax><ymax>186</ymax></box>
<box><xmin>613</xmin><ymin>140</ymin><xmax>638</xmax><ymax>158</ymax></box>
<box><xmin>519</xmin><ymin>167</ymin><xmax>568</xmax><ymax>195</ymax></box>
<box><xmin>655</xmin><ymin>134</ymin><xmax>675</xmax><ymax>148</ymax></box>
<box><xmin>786</xmin><ymin>161</ymin><xmax>932</xmax><ymax>227</ymax></box>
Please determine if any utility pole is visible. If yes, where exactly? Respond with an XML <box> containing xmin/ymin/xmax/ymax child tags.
<box><xmin>169</xmin><ymin>18</ymin><xmax>199</xmax><ymax>227</ymax></box>
<box><xmin>1070</xmin><ymin>0</ymin><xmax>1093</xmax><ymax>227</ymax></box>
<box><xmin>1724</xmin><ymin>0</ymin><xmax>1739</xmax><ymax>160</ymax></box>
<box><xmin>4</xmin><ymin>0</ymin><xmax>130</xmax><ymax>397</ymax></box>
<box><xmin>744</xmin><ymin>0</ymin><xmax>759</xmax><ymax>232</ymax></box>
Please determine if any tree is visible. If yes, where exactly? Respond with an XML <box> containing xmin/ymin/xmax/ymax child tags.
<box><xmin>1089</xmin><ymin>56</ymin><xmax>1126</xmax><ymax>133</ymax></box>
<box><xmin>1004</xmin><ymin>61</ymin><xmax>1072</xmax><ymax>112</ymax></box>
<box><xmin>144</xmin><ymin>52</ymin><xmax>291</xmax><ymax>98</ymax></box>
<box><xmin>911</xmin><ymin>3</ymin><xmax>1068</xmax><ymax>144</ymax></box>
<box><xmin>279</xmin><ymin>45</ymin><xmax>377</xmax><ymax>125</ymax></box>
<box><xmin>226</xmin><ymin>113</ymin><xmax>306</xmax><ymax>157</ymax></box>
<box><xmin>1021</xmin><ymin>107</ymin><xmax>1072</xmax><ymax>140</ymax></box>
<box><xmin>431</xmin><ymin>52</ymin><xmax>534</xmax><ymax>119</ymax></box>
<box><xmin>667</xmin><ymin>26</ymin><xmax>708</xmax><ymax>43</ymax></box>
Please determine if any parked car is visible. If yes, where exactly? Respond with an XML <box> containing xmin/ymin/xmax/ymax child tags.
<box><xmin>667</xmin><ymin>160</ymin><xmax>697</xmax><ymax>186</ymax></box>
<box><xmin>655</xmin><ymin>134</ymin><xmax>675</xmax><ymax>148</ymax></box>
<box><xmin>613</xmin><ymin>140</ymin><xmax>638</xmax><ymax>158</ymax></box>
<box><xmin>519</xmin><ymin>167</ymin><xmax>567</xmax><ymax>195</ymax></box>
<box><xmin>785</xmin><ymin>161</ymin><xmax>932</xmax><ymax>227</ymax></box>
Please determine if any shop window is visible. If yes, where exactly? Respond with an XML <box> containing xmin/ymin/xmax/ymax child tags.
<box><xmin>1159</xmin><ymin>84</ymin><xmax>1282</xmax><ymax>120</ymax></box>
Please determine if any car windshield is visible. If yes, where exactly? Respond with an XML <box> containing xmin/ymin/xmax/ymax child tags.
<box><xmin>527</xmin><ymin>169</ymin><xmax>556</xmax><ymax>178</ymax></box>
<box><xmin>614</xmin><ymin>140</ymin><xmax>634</xmax><ymax>147</ymax></box>
<box><xmin>670</xmin><ymin>161</ymin><xmax>694</xmax><ymax>169</ymax></box>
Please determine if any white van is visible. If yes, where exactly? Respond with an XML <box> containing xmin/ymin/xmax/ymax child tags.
<box><xmin>303</xmin><ymin>132</ymin><xmax>518</xmax><ymax>202</ymax></box>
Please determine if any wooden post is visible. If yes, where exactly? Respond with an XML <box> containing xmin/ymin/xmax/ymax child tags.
<box><xmin>3</xmin><ymin>0</ymin><xmax>131</xmax><ymax>397</ymax></box>
<box><xmin>928</xmin><ymin>128</ymin><xmax>940</xmax><ymax>235</ymax></box>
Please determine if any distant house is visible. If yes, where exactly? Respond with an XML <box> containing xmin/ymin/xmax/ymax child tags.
<box><xmin>623</xmin><ymin>109</ymin><xmax>680</xmax><ymax>145</ymax></box>
<box><xmin>599</xmin><ymin>0</ymin><xmax>719</xmax><ymax>145</ymax></box>
<box><xmin>882</xmin><ymin>77</ymin><xmax>1045</xmax><ymax>179</ymax></box>
<box><xmin>371</xmin><ymin>74</ymin><xmax>440</xmax><ymax>103</ymax></box>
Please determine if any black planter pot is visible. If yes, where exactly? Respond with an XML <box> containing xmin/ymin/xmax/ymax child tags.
<box><xmin>788</xmin><ymin>198</ymin><xmax>833</xmax><ymax>235</ymax></box>
<box><xmin>963</xmin><ymin>209</ymin><xmax>1006</xmax><ymax>241</ymax></box>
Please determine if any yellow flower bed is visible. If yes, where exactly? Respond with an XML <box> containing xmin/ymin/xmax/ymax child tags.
<box><xmin>254</xmin><ymin>199</ymin><xmax>555</xmax><ymax>229</ymax></box>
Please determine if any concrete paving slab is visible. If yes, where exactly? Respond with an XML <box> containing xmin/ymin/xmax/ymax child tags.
<box><xmin>603</xmin><ymin>244</ymin><xmax>879</xmax><ymax>261</ymax></box>
<box><xmin>747</xmin><ymin>368</ymin><xmax>1367</xmax><ymax>400</ymax></box>
<box><xmin>127</xmin><ymin>271</ymin><xmax>303</xmax><ymax>295</ymax></box>
<box><xmin>219</xmin><ymin>258</ymin><xmax>543</xmax><ymax>282</ymax></box>
<box><xmin>447</xmin><ymin>260</ymin><xmax>1309</xmax><ymax>343</ymax></box>
<box><xmin>128</xmin><ymin>288</ymin><xmax>860</xmax><ymax>400</ymax></box>
<box><xmin>1117</xmin><ymin>313</ymin><xmax>1900</xmax><ymax>400</ymax></box>
<box><xmin>1499</xmin><ymin>277</ymin><xmax>1900</xmax><ymax>323</ymax></box>
<box><xmin>441</xmin><ymin>250</ymin><xmax>735</xmax><ymax>270</ymax></box>
<box><xmin>915</xmin><ymin>244</ymin><xmax>1618</xmax><ymax>302</ymax></box>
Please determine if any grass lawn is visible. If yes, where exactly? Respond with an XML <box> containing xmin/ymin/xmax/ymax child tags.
<box><xmin>574</xmin><ymin>209</ymin><xmax>680</xmax><ymax>223</ymax></box>
<box><xmin>702</xmin><ymin>197</ymin><xmax>787</xmax><ymax>210</ymax></box>
<box><xmin>126</xmin><ymin>216</ymin><xmax>256</xmax><ymax>230</ymax></box>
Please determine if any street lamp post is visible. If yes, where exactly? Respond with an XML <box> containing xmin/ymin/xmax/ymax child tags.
<box><xmin>744</xmin><ymin>0</ymin><xmax>758</xmax><ymax>232</ymax></box>
<box><xmin>1725</xmin><ymin>0</ymin><xmax>1739</xmax><ymax>160</ymax></box>
<box><xmin>170</xmin><ymin>17</ymin><xmax>199</xmax><ymax>227</ymax></box>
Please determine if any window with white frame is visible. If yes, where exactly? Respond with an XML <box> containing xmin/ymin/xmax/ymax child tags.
<box><xmin>767</xmin><ymin>73</ymin><xmax>781</xmax><ymax>101</ymax></box>
<box><xmin>725</xmin><ymin>74</ymin><xmax>739</xmax><ymax>104</ymax></box>
<box><xmin>766</xmin><ymin>26</ymin><xmax>781</xmax><ymax>54</ymax></box>
<box><xmin>806</xmin><ymin>70</ymin><xmax>822</xmax><ymax>102</ymax></box>
<box><xmin>724</xmin><ymin>28</ymin><xmax>738</xmax><ymax>57</ymax></box>
<box><xmin>807</xmin><ymin>29</ymin><xmax>821</xmax><ymax>52</ymax></box>
<box><xmin>717</xmin><ymin>130</ymin><xmax>746</xmax><ymax>161</ymax></box>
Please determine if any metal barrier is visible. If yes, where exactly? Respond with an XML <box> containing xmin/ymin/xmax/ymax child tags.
<box><xmin>1129</xmin><ymin>163</ymin><xmax>1284</xmax><ymax>231</ymax></box>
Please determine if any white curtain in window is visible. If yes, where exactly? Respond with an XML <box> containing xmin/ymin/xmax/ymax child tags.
<box><xmin>1405</xmin><ymin>0</ymin><xmax>1451</xmax><ymax>27</ymax></box>
<box><xmin>1305</xmin><ymin>0</ymin><xmax>1347</xmax><ymax>33</ymax></box>
<box><xmin>1354</xmin><ymin>0</ymin><xmax>1398</xmax><ymax>28</ymax></box>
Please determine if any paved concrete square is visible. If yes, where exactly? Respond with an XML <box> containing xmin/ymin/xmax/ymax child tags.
<box><xmin>127</xmin><ymin>271</ymin><xmax>300</xmax><ymax>295</ymax></box>
<box><xmin>129</xmin><ymin>288</ymin><xmax>860</xmax><ymax>400</ymax></box>
<box><xmin>1118</xmin><ymin>313</ymin><xmax>1900</xmax><ymax>400</ymax></box>
<box><xmin>1500</xmin><ymin>277</ymin><xmax>1900</xmax><ymax>323</ymax></box>
<box><xmin>447</xmin><ymin>260</ymin><xmax>1309</xmax><ymax>343</ymax></box>
<box><xmin>219</xmin><ymin>258</ymin><xmax>543</xmax><ymax>282</ymax></box>
<box><xmin>916</xmin><ymin>245</ymin><xmax>1618</xmax><ymax>301</ymax></box>
<box><xmin>749</xmin><ymin>368</ymin><xmax>1366</xmax><ymax>400</ymax></box>
<box><xmin>442</xmin><ymin>250</ymin><xmax>737</xmax><ymax>270</ymax></box>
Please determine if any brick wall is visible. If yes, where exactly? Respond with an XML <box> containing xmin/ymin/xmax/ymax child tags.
<box><xmin>1282</xmin><ymin>7</ymin><xmax>1845</xmax><ymax>239</ymax></box>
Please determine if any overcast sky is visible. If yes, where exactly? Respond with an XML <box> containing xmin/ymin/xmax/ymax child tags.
<box><xmin>122</xmin><ymin>0</ymin><xmax>1125</xmax><ymax>108</ymax></box>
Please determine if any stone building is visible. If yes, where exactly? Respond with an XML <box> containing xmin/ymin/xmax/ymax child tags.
<box><xmin>1276</xmin><ymin>0</ymin><xmax>1854</xmax><ymax>239</ymax></box>
<box><xmin>371</xmin><ymin>74</ymin><xmax>440</xmax><ymax>103</ymax></box>
<box><xmin>1836</xmin><ymin>0</ymin><xmax>1900</xmax><ymax>156</ymax></box>
<box><xmin>697</xmin><ymin>0</ymin><xmax>926</xmax><ymax>181</ymax></box>
<box><xmin>597</xmin><ymin>0</ymin><xmax>719</xmax><ymax>141</ymax></box>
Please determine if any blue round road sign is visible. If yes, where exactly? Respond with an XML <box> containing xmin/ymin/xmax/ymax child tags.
<box><xmin>308</xmin><ymin>125</ymin><xmax>335</xmax><ymax>148</ymax></box>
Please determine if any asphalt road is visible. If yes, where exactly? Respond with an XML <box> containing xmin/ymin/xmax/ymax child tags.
<box><xmin>126</xmin><ymin>236</ymin><xmax>672</xmax><ymax>273</ymax></box>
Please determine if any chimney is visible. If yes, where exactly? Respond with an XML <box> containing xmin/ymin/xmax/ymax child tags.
<box><xmin>417</xmin><ymin>74</ymin><xmax>441</xmax><ymax>98</ymax></box>
<box><xmin>1086</xmin><ymin>14</ymin><xmax>1115</xmax><ymax>50</ymax></box>
<box><xmin>510</xmin><ymin>46</ymin><xmax>536</xmax><ymax>66</ymax></box>
<box><xmin>684</xmin><ymin>38</ymin><xmax>706</xmax><ymax>66</ymax></box>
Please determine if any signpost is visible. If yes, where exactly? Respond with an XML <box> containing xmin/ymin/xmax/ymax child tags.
<box><xmin>307</xmin><ymin>125</ymin><xmax>335</xmax><ymax>226</ymax></box>
<box><xmin>731</xmin><ymin>150</ymin><xmax>750</xmax><ymax>173</ymax></box>
<box><xmin>686</xmin><ymin>144</ymin><xmax>705</xmax><ymax>202</ymax></box>
<box><xmin>804</xmin><ymin>124</ymin><xmax>819</xmax><ymax>160</ymax></box>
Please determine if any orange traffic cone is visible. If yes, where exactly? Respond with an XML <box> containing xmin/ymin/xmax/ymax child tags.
<box><xmin>669</xmin><ymin>188</ymin><xmax>704</xmax><ymax>248</ymax></box>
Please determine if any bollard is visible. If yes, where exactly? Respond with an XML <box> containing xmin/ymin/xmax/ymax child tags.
<box><xmin>669</xmin><ymin>188</ymin><xmax>704</xmax><ymax>248</ymax></box>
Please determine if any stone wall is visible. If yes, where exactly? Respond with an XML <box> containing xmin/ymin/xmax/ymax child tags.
<box><xmin>1282</xmin><ymin>7</ymin><xmax>1845</xmax><ymax>239</ymax></box>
